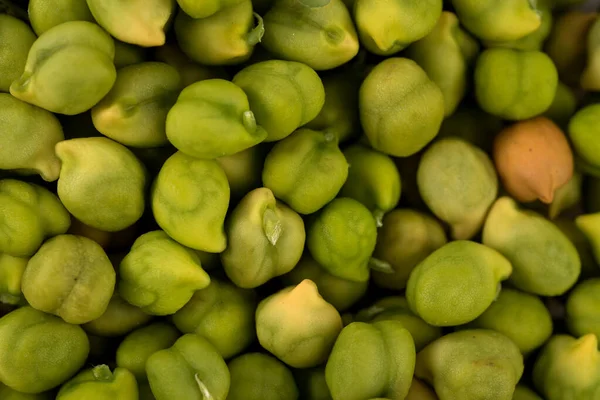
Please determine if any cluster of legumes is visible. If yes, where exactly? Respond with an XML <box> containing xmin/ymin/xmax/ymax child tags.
<box><xmin>2</xmin><ymin>0</ymin><xmax>600</xmax><ymax>399</ymax></box>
